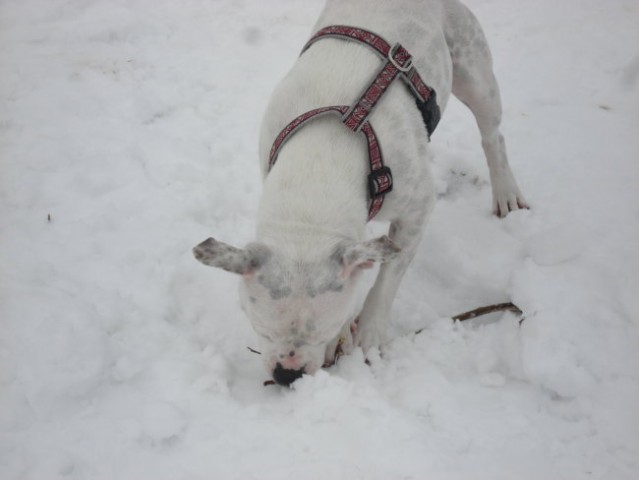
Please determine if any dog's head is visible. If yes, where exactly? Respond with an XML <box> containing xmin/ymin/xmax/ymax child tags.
<box><xmin>193</xmin><ymin>236</ymin><xmax>399</xmax><ymax>385</ymax></box>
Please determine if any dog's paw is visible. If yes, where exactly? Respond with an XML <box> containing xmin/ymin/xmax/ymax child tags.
<box><xmin>493</xmin><ymin>192</ymin><xmax>528</xmax><ymax>217</ymax></box>
<box><xmin>491</xmin><ymin>171</ymin><xmax>529</xmax><ymax>217</ymax></box>
<box><xmin>353</xmin><ymin>320</ymin><xmax>385</xmax><ymax>354</ymax></box>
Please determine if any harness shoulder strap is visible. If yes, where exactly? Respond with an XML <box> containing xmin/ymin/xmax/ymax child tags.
<box><xmin>303</xmin><ymin>25</ymin><xmax>440</xmax><ymax>136</ymax></box>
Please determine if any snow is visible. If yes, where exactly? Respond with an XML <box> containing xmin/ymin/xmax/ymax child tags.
<box><xmin>1</xmin><ymin>0</ymin><xmax>638</xmax><ymax>478</ymax></box>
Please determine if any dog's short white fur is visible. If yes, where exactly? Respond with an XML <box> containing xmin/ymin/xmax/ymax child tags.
<box><xmin>194</xmin><ymin>0</ymin><xmax>527</xmax><ymax>385</ymax></box>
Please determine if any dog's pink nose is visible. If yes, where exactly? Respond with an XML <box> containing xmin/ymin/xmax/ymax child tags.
<box><xmin>272</xmin><ymin>363</ymin><xmax>305</xmax><ymax>386</ymax></box>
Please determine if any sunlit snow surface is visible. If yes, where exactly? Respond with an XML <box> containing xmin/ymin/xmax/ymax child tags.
<box><xmin>1</xmin><ymin>1</ymin><xmax>638</xmax><ymax>478</ymax></box>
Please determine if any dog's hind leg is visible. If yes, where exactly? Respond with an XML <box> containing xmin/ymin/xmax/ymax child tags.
<box><xmin>445</xmin><ymin>2</ymin><xmax>528</xmax><ymax>216</ymax></box>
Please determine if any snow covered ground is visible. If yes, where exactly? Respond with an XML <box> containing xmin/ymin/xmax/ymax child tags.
<box><xmin>1</xmin><ymin>0</ymin><xmax>638</xmax><ymax>478</ymax></box>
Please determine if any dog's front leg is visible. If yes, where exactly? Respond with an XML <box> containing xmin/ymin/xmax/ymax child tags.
<box><xmin>354</xmin><ymin>206</ymin><xmax>430</xmax><ymax>353</ymax></box>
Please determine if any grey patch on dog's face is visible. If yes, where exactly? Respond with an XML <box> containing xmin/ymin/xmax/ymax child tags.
<box><xmin>256</xmin><ymin>271</ymin><xmax>293</xmax><ymax>300</ymax></box>
<box><xmin>303</xmin><ymin>249</ymin><xmax>346</xmax><ymax>297</ymax></box>
<box><xmin>306</xmin><ymin>281</ymin><xmax>343</xmax><ymax>298</ymax></box>
<box><xmin>248</xmin><ymin>247</ymin><xmax>346</xmax><ymax>301</ymax></box>
<box><xmin>305</xmin><ymin>260</ymin><xmax>344</xmax><ymax>298</ymax></box>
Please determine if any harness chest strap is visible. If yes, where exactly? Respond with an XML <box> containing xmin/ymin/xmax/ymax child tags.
<box><xmin>268</xmin><ymin>25</ymin><xmax>441</xmax><ymax>221</ymax></box>
<box><xmin>268</xmin><ymin>105</ymin><xmax>389</xmax><ymax>220</ymax></box>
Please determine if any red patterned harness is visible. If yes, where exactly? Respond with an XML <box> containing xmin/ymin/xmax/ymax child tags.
<box><xmin>268</xmin><ymin>26</ymin><xmax>440</xmax><ymax>221</ymax></box>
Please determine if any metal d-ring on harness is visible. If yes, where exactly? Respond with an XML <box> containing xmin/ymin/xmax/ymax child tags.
<box><xmin>267</xmin><ymin>25</ymin><xmax>441</xmax><ymax>221</ymax></box>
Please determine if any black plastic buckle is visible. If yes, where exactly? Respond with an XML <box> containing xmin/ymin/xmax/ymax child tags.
<box><xmin>416</xmin><ymin>89</ymin><xmax>441</xmax><ymax>137</ymax></box>
<box><xmin>368</xmin><ymin>166</ymin><xmax>393</xmax><ymax>199</ymax></box>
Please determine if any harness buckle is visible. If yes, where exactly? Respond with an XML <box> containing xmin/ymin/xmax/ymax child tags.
<box><xmin>388</xmin><ymin>43</ymin><xmax>413</xmax><ymax>72</ymax></box>
<box><xmin>368</xmin><ymin>166</ymin><xmax>393</xmax><ymax>199</ymax></box>
<box><xmin>415</xmin><ymin>89</ymin><xmax>441</xmax><ymax>138</ymax></box>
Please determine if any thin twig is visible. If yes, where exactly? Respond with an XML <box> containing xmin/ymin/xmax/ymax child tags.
<box><xmin>247</xmin><ymin>346</ymin><xmax>261</xmax><ymax>355</ymax></box>
<box><xmin>452</xmin><ymin>302</ymin><xmax>522</xmax><ymax>322</ymax></box>
<box><xmin>416</xmin><ymin>302</ymin><xmax>523</xmax><ymax>334</ymax></box>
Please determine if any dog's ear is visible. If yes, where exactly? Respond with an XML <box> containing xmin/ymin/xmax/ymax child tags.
<box><xmin>193</xmin><ymin>238</ymin><xmax>269</xmax><ymax>276</ymax></box>
<box><xmin>338</xmin><ymin>236</ymin><xmax>401</xmax><ymax>278</ymax></box>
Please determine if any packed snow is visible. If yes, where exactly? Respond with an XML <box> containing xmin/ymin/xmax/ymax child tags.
<box><xmin>1</xmin><ymin>0</ymin><xmax>638</xmax><ymax>478</ymax></box>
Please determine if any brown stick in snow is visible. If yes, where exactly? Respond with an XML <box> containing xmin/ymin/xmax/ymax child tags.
<box><xmin>452</xmin><ymin>302</ymin><xmax>522</xmax><ymax>322</ymax></box>
<box><xmin>416</xmin><ymin>302</ymin><xmax>523</xmax><ymax>334</ymax></box>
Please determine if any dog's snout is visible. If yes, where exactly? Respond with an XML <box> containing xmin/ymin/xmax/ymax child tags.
<box><xmin>272</xmin><ymin>363</ymin><xmax>305</xmax><ymax>386</ymax></box>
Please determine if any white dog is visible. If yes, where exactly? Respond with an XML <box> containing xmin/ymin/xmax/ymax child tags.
<box><xmin>194</xmin><ymin>0</ymin><xmax>527</xmax><ymax>386</ymax></box>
